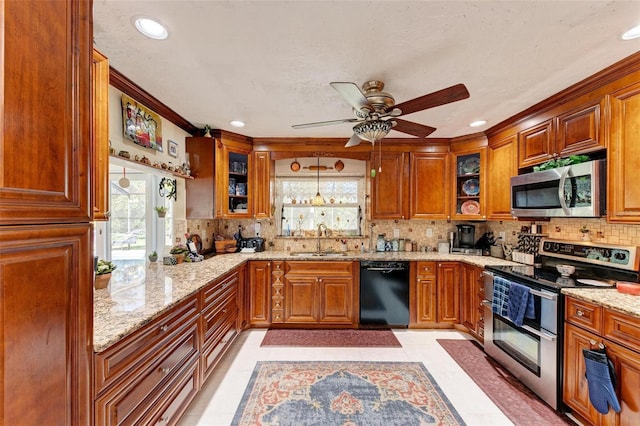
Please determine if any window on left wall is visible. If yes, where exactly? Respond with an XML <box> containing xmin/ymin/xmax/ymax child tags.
<box><xmin>104</xmin><ymin>164</ymin><xmax>173</xmax><ymax>262</ymax></box>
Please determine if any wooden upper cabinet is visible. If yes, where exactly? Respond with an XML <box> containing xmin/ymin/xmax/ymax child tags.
<box><xmin>556</xmin><ymin>98</ymin><xmax>606</xmax><ymax>156</ymax></box>
<box><xmin>609</xmin><ymin>84</ymin><xmax>640</xmax><ymax>223</ymax></box>
<box><xmin>1</xmin><ymin>0</ymin><xmax>91</xmax><ymax>225</ymax></box>
<box><xmin>186</xmin><ymin>137</ymin><xmax>217</xmax><ymax>218</ymax></box>
<box><xmin>450</xmin><ymin>149</ymin><xmax>485</xmax><ymax>220</ymax></box>
<box><xmin>370</xmin><ymin>151</ymin><xmax>407</xmax><ymax>219</ymax></box>
<box><xmin>410</xmin><ymin>152</ymin><xmax>450</xmax><ymax>219</ymax></box>
<box><xmin>92</xmin><ymin>49</ymin><xmax>110</xmax><ymax>221</ymax></box>
<box><xmin>487</xmin><ymin>133</ymin><xmax>517</xmax><ymax>220</ymax></box>
<box><xmin>518</xmin><ymin>119</ymin><xmax>554</xmax><ymax>168</ymax></box>
<box><xmin>252</xmin><ymin>151</ymin><xmax>272</xmax><ymax>219</ymax></box>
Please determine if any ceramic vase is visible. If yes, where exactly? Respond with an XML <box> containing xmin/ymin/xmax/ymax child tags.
<box><xmin>94</xmin><ymin>273</ymin><xmax>111</xmax><ymax>289</ymax></box>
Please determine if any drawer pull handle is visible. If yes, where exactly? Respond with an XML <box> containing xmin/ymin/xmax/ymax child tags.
<box><xmin>157</xmin><ymin>416</ymin><xmax>169</xmax><ymax>424</ymax></box>
<box><xmin>160</xmin><ymin>367</ymin><xmax>170</xmax><ymax>375</ymax></box>
<box><xmin>576</xmin><ymin>310</ymin><xmax>584</xmax><ymax>317</ymax></box>
<box><xmin>159</xmin><ymin>325</ymin><xmax>169</xmax><ymax>332</ymax></box>
<box><xmin>223</xmin><ymin>308</ymin><xmax>228</xmax><ymax>313</ymax></box>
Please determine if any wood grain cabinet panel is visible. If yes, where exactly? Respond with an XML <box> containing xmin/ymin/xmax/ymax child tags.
<box><xmin>609</xmin><ymin>83</ymin><xmax>640</xmax><ymax>223</ymax></box>
<box><xmin>461</xmin><ymin>263</ymin><xmax>483</xmax><ymax>339</ymax></box>
<box><xmin>437</xmin><ymin>262</ymin><xmax>460</xmax><ymax>323</ymax></box>
<box><xmin>518</xmin><ymin>119</ymin><xmax>554</xmax><ymax>169</ymax></box>
<box><xmin>371</xmin><ymin>152</ymin><xmax>407</xmax><ymax>219</ymax></box>
<box><xmin>252</xmin><ymin>151</ymin><xmax>273</xmax><ymax>219</ymax></box>
<box><xmin>414</xmin><ymin>262</ymin><xmax>437</xmax><ymax>325</ymax></box>
<box><xmin>248</xmin><ymin>261</ymin><xmax>272</xmax><ymax>326</ymax></box>
<box><xmin>92</xmin><ymin>49</ymin><xmax>110</xmax><ymax>221</ymax></box>
<box><xmin>556</xmin><ymin>99</ymin><xmax>606</xmax><ymax>156</ymax></box>
<box><xmin>565</xmin><ymin>296</ymin><xmax>603</xmax><ymax>335</ymax></box>
<box><xmin>487</xmin><ymin>133</ymin><xmax>517</xmax><ymax>220</ymax></box>
<box><xmin>410</xmin><ymin>153</ymin><xmax>450</xmax><ymax>219</ymax></box>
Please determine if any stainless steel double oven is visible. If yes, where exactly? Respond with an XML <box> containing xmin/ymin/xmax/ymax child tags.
<box><xmin>483</xmin><ymin>238</ymin><xmax>639</xmax><ymax>411</ymax></box>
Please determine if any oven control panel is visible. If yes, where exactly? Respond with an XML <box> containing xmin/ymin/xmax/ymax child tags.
<box><xmin>540</xmin><ymin>238</ymin><xmax>639</xmax><ymax>271</ymax></box>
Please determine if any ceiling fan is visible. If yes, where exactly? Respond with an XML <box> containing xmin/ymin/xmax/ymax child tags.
<box><xmin>292</xmin><ymin>81</ymin><xmax>470</xmax><ymax>147</ymax></box>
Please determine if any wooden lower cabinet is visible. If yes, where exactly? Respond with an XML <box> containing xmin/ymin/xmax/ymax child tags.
<box><xmin>461</xmin><ymin>263</ymin><xmax>484</xmax><ymax>340</ymax></box>
<box><xmin>95</xmin><ymin>268</ymin><xmax>243</xmax><ymax>425</ymax></box>
<box><xmin>564</xmin><ymin>296</ymin><xmax>640</xmax><ymax>425</ymax></box>
<box><xmin>248</xmin><ymin>260</ymin><xmax>272</xmax><ymax>326</ymax></box>
<box><xmin>413</xmin><ymin>261</ymin><xmax>437</xmax><ymax>324</ymax></box>
<box><xmin>437</xmin><ymin>262</ymin><xmax>460</xmax><ymax>323</ymax></box>
<box><xmin>279</xmin><ymin>261</ymin><xmax>357</xmax><ymax>326</ymax></box>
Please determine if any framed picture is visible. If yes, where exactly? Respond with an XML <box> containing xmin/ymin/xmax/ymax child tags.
<box><xmin>168</xmin><ymin>140</ymin><xmax>178</xmax><ymax>157</ymax></box>
<box><xmin>121</xmin><ymin>94</ymin><xmax>163</xmax><ymax>152</ymax></box>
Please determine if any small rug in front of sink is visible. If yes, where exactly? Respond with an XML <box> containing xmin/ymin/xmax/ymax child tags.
<box><xmin>260</xmin><ymin>328</ymin><xmax>401</xmax><ymax>347</ymax></box>
<box><xmin>231</xmin><ymin>361</ymin><xmax>465</xmax><ymax>426</ymax></box>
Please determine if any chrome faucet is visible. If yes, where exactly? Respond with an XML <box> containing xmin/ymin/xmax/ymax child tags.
<box><xmin>317</xmin><ymin>223</ymin><xmax>328</xmax><ymax>253</ymax></box>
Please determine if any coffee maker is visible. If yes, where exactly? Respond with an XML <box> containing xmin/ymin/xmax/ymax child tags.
<box><xmin>450</xmin><ymin>224</ymin><xmax>481</xmax><ymax>254</ymax></box>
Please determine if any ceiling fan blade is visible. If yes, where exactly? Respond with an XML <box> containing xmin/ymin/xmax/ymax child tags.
<box><xmin>292</xmin><ymin>118</ymin><xmax>359</xmax><ymax>129</ymax></box>
<box><xmin>344</xmin><ymin>134</ymin><xmax>362</xmax><ymax>147</ymax></box>
<box><xmin>330</xmin><ymin>82</ymin><xmax>371</xmax><ymax>111</ymax></box>
<box><xmin>391</xmin><ymin>83</ymin><xmax>470</xmax><ymax>116</ymax></box>
<box><xmin>392</xmin><ymin>118</ymin><xmax>437</xmax><ymax>138</ymax></box>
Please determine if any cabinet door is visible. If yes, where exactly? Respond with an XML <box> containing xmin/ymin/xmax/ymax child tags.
<box><xmin>518</xmin><ymin>119</ymin><xmax>554</xmax><ymax>169</ymax></box>
<box><xmin>92</xmin><ymin>49</ymin><xmax>110</xmax><ymax>221</ymax></box>
<box><xmin>460</xmin><ymin>263</ymin><xmax>479</xmax><ymax>332</ymax></box>
<box><xmin>437</xmin><ymin>262</ymin><xmax>460</xmax><ymax>323</ymax></box>
<box><xmin>371</xmin><ymin>151</ymin><xmax>407</xmax><ymax>219</ymax></box>
<box><xmin>607</xmin><ymin>340</ymin><xmax>640</xmax><ymax>425</ymax></box>
<box><xmin>416</xmin><ymin>276</ymin><xmax>437</xmax><ymax>323</ymax></box>
<box><xmin>0</xmin><ymin>224</ymin><xmax>93</xmax><ymax>425</ymax></box>
<box><xmin>609</xmin><ymin>84</ymin><xmax>640</xmax><ymax>223</ymax></box>
<box><xmin>222</xmin><ymin>144</ymin><xmax>253</xmax><ymax>218</ymax></box>
<box><xmin>451</xmin><ymin>150</ymin><xmax>485</xmax><ymax>220</ymax></box>
<box><xmin>252</xmin><ymin>151</ymin><xmax>272</xmax><ymax>219</ymax></box>
<box><xmin>317</xmin><ymin>276</ymin><xmax>354</xmax><ymax>324</ymax></box>
<box><xmin>487</xmin><ymin>133</ymin><xmax>517</xmax><ymax>220</ymax></box>
<box><xmin>410</xmin><ymin>152</ymin><xmax>450</xmax><ymax>219</ymax></box>
<box><xmin>1</xmin><ymin>0</ymin><xmax>91</xmax><ymax>225</ymax></box>
<box><xmin>284</xmin><ymin>276</ymin><xmax>318</xmax><ymax>323</ymax></box>
<box><xmin>563</xmin><ymin>323</ymin><xmax>603</xmax><ymax>425</ymax></box>
<box><xmin>248</xmin><ymin>261</ymin><xmax>272</xmax><ymax>326</ymax></box>
<box><xmin>186</xmin><ymin>137</ymin><xmax>216</xmax><ymax>219</ymax></box>
<box><xmin>556</xmin><ymin>98</ymin><xmax>606</xmax><ymax>157</ymax></box>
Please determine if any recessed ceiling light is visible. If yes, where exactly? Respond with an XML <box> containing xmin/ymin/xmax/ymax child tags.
<box><xmin>621</xmin><ymin>24</ymin><xmax>640</xmax><ymax>40</ymax></box>
<box><xmin>230</xmin><ymin>120</ymin><xmax>246</xmax><ymax>128</ymax></box>
<box><xmin>133</xmin><ymin>17</ymin><xmax>168</xmax><ymax>40</ymax></box>
<box><xmin>469</xmin><ymin>120</ymin><xmax>487</xmax><ymax>128</ymax></box>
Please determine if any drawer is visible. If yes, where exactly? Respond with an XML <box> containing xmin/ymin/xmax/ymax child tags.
<box><xmin>201</xmin><ymin>288</ymin><xmax>238</xmax><ymax>344</ymax></box>
<box><xmin>416</xmin><ymin>261</ymin><xmax>436</xmax><ymax>277</ymax></box>
<box><xmin>285</xmin><ymin>261</ymin><xmax>354</xmax><ymax>276</ymax></box>
<box><xmin>140</xmin><ymin>359</ymin><xmax>200</xmax><ymax>426</ymax></box>
<box><xmin>202</xmin><ymin>270</ymin><xmax>238</xmax><ymax>308</ymax></box>
<box><xmin>565</xmin><ymin>297</ymin><xmax>602</xmax><ymax>334</ymax></box>
<box><xmin>604</xmin><ymin>308</ymin><xmax>640</xmax><ymax>353</ymax></box>
<box><xmin>95</xmin><ymin>321</ymin><xmax>199</xmax><ymax>425</ymax></box>
<box><xmin>201</xmin><ymin>316</ymin><xmax>238</xmax><ymax>382</ymax></box>
<box><xmin>95</xmin><ymin>296</ymin><xmax>200</xmax><ymax>394</ymax></box>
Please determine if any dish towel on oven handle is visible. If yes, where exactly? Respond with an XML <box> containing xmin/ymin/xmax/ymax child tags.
<box><xmin>507</xmin><ymin>282</ymin><xmax>535</xmax><ymax>327</ymax></box>
<box><xmin>492</xmin><ymin>276</ymin><xmax>511</xmax><ymax>317</ymax></box>
<box><xmin>583</xmin><ymin>347</ymin><xmax>621</xmax><ymax>414</ymax></box>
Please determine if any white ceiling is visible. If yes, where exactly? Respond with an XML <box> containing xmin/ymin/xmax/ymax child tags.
<box><xmin>93</xmin><ymin>1</ymin><xmax>640</xmax><ymax>140</ymax></box>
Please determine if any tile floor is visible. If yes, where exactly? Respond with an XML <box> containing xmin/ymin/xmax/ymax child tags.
<box><xmin>178</xmin><ymin>329</ymin><xmax>514</xmax><ymax>426</ymax></box>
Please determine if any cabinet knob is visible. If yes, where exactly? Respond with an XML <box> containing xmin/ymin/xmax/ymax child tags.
<box><xmin>157</xmin><ymin>416</ymin><xmax>169</xmax><ymax>425</ymax></box>
<box><xmin>223</xmin><ymin>308</ymin><xmax>228</xmax><ymax>314</ymax></box>
<box><xmin>159</xmin><ymin>325</ymin><xmax>169</xmax><ymax>332</ymax></box>
<box><xmin>160</xmin><ymin>367</ymin><xmax>170</xmax><ymax>375</ymax></box>
<box><xmin>576</xmin><ymin>310</ymin><xmax>584</xmax><ymax>317</ymax></box>
<box><xmin>318</xmin><ymin>278</ymin><xmax>323</xmax><ymax>283</ymax></box>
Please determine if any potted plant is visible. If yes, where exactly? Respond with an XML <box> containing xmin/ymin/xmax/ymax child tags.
<box><xmin>95</xmin><ymin>259</ymin><xmax>116</xmax><ymax>289</ymax></box>
<box><xmin>154</xmin><ymin>206</ymin><xmax>168</xmax><ymax>217</ymax></box>
<box><xmin>148</xmin><ymin>251</ymin><xmax>158</xmax><ymax>262</ymax></box>
<box><xmin>170</xmin><ymin>244</ymin><xmax>188</xmax><ymax>263</ymax></box>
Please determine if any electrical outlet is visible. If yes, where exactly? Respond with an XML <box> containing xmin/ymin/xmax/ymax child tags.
<box><xmin>499</xmin><ymin>231</ymin><xmax>506</xmax><ymax>240</ymax></box>
<box><xmin>393</xmin><ymin>228</ymin><xmax>400</xmax><ymax>238</ymax></box>
<box><xmin>426</xmin><ymin>228</ymin><xmax>433</xmax><ymax>238</ymax></box>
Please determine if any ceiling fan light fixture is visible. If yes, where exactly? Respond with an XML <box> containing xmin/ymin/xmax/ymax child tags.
<box><xmin>353</xmin><ymin>119</ymin><xmax>392</xmax><ymax>143</ymax></box>
<box><xmin>312</xmin><ymin>157</ymin><xmax>325</xmax><ymax>206</ymax></box>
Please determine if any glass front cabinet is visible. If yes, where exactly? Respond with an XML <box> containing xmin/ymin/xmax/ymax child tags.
<box><xmin>451</xmin><ymin>148</ymin><xmax>486</xmax><ymax>220</ymax></box>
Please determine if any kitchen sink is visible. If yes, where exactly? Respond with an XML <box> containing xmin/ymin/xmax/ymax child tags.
<box><xmin>289</xmin><ymin>251</ymin><xmax>348</xmax><ymax>257</ymax></box>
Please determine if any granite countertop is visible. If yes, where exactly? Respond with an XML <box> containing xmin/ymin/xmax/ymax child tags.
<box><xmin>94</xmin><ymin>251</ymin><xmax>517</xmax><ymax>352</ymax></box>
<box><xmin>562</xmin><ymin>288</ymin><xmax>640</xmax><ymax>319</ymax></box>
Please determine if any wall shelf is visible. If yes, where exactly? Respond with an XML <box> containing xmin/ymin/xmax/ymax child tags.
<box><xmin>110</xmin><ymin>154</ymin><xmax>194</xmax><ymax>179</ymax></box>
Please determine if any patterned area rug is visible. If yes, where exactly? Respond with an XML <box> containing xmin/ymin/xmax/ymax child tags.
<box><xmin>437</xmin><ymin>339</ymin><xmax>571</xmax><ymax>425</ymax></box>
<box><xmin>260</xmin><ymin>329</ymin><xmax>402</xmax><ymax>347</ymax></box>
<box><xmin>232</xmin><ymin>361</ymin><xmax>465</xmax><ymax>425</ymax></box>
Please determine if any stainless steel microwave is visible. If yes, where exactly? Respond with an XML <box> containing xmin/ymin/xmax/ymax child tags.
<box><xmin>510</xmin><ymin>159</ymin><xmax>606</xmax><ymax>217</ymax></box>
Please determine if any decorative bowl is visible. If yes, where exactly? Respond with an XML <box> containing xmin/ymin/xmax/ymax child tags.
<box><xmin>556</xmin><ymin>264</ymin><xmax>576</xmax><ymax>277</ymax></box>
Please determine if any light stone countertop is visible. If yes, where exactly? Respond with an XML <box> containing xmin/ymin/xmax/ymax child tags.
<box><xmin>94</xmin><ymin>251</ymin><xmax>517</xmax><ymax>352</ymax></box>
<box><xmin>562</xmin><ymin>288</ymin><xmax>640</xmax><ymax>319</ymax></box>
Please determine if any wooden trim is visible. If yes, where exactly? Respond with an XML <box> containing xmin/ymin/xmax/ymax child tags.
<box><xmin>109</xmin><ymin>66</ymin><xmax>199</xmax><ymax>136</ymax></box>
<box><xmin>487</xmin><ymin>51</ymin><xmax>640</xmax><ymax>136</ymax></box>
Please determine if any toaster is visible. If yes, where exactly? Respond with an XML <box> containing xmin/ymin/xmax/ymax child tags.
<box><xmin>240</xmin><ymin>237</ymin><xmax>265</xmax><ymax>252</ymax></box>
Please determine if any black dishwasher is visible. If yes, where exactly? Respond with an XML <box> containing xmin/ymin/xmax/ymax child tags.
<box><xmin>359</xmin><ymin>260</ymin><xmax>410</xmax><ymax>327</ymax></box>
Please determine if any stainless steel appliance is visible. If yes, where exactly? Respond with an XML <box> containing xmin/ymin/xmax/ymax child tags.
<box><xmin>483</xmin><ymin>238</ymin><xmax>639</xmax><ymax>410</ymax></box>
<box><xmin>360</xmin><ymin>261</ymin><xmax>410</xmax><ymax>326</ymax></box>
<box><xmin>510</xmin><ymin>159</ymin><xmax>606</xmax><ymax>217</ymax></box>
<box><xmin>456</xmin><ymin>224</ymin><xmax>475</xmax><ymax>248</ymax></box>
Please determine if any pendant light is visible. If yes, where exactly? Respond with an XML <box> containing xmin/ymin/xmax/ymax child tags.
<box><xmin>311</xmin><ymin>157</ymin><xmax>325</xmax><ymax>206</ymax></box>
<box><xmin>119</xmin><ymin>167</ymin><xmax>130</xmax><ymax>188</ymax></box>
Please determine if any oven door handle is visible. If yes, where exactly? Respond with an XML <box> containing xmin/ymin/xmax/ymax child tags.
<box><xmin>529</xmin><ymin>289</ymin><xmax>557</xmax><ymax>301</ymax></box>
<box><xmin>521</xmin><ymin>324</ymin><xmax>557</xmax><ymax>342</ymax></box>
